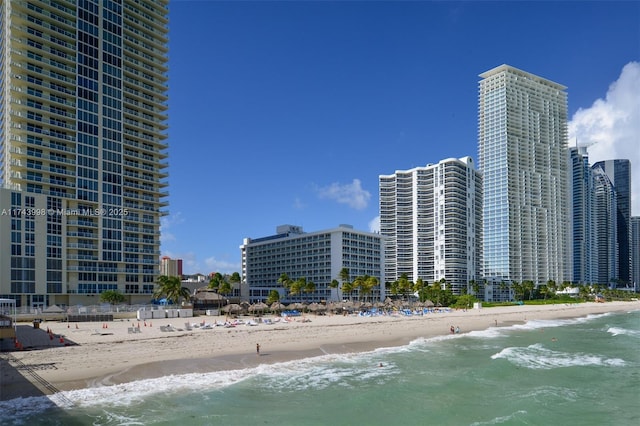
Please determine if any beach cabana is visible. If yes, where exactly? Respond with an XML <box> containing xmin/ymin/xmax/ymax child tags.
<box><xmin>248</xmin><ymin>302</ymin><xmax>268</xmax><ymax>315</ymax></box>
<box><xmin>0</xmin><ymin>298</ymin><xmax>17</xmax><ymax>340</ymax></box>
<box><xmin>270</xmin><ymin>302</ymin><xmax>286</xmax><ymax>313</ymax></box>
<box><xmin>222</xmin><ymin>304</ymin><xmax>243</xmax><ymax>315</ymax></box>
<box><xmin>192</xmin><ymin>287</ymin><xmax>227</xmax><ymax>309</ymax></box>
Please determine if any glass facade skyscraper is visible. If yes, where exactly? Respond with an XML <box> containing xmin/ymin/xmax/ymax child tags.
<box><xmin>592</xmin><ymin>165</ymin><xmax>618</xmax><ymax>286</ymax></box>
<box><xmin>592</xmin><ymin>160</ymin><xmax>632</xmax><ymax>286</ymax></box>
<box><xmin>478</xmin><ymin>65</ymin><xmax>569</xmax><ymax>285</ymax></box>
<box><xmin>0</xmin><ymin>0</ymin><xmax>169</xmax><ymax>309</ymax></box>
<box><xmin>632</xmin><ymin>216</ymin><xmax>640</xmax><ymax>290</ymax></box>
<box><xmin>569</xmin><ymin>146</ymin><xmax>597</xmax><ymax>284</ymax></box>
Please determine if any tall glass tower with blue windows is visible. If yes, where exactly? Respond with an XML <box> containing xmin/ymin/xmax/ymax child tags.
<box><xmin>592</xmin><ymin>159</ymin><xmax>632</xmax><ymax>287</ymax></box>
<box><xmin>569</xmin><ymin>146</ymin><xmax>598</xmax><ymax>285</ymax></box>
<box><xmin>478</xmin><ymin>65</ymin><xmax>569</xmax><ymax>288</ymax></box>
<box><xmin>0</xmin><ymin>0</ymin><xmax>169</xmax><ymax>310</ymax></box>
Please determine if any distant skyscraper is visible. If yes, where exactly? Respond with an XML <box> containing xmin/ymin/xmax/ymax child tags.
<box><xmin>569</xmin><ymin>146</ymin><xmax>597</xmax><ymax>284</ymax></box>
<box><xmin>160</xmin><ymin>257</ymin><xmax>183</xmax><ymax>279</ymax></box>
<box><xmin>631</xmin><ymin>216</ymin><xmax>640</xmax><ymax>291</ymax></box>
<box><xmin>592</xmin><ymin>166</ymin><xmax>618</xmax><ymax>286</ymax></box>
<box><xmin>0</xmin><ymin>1</ymin><xmax>169</xmax><ymax>308</ymax></box>
<box><xmin>379</xmin><ymin>157</ymin><xmax>482</xmax><ymax>295</ymax></box>
<box><xmin>592</xmin><ymin>160</ymin><xmax>632</xmax><ymax>286</ymax></box>
<box><xmin>478</xmin><ymin>65</ymin><xmax>569</xmax><ymax>285</ymax></box>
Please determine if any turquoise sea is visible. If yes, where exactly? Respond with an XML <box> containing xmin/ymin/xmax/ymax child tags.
<box><xmin>2</xmin><ymin>310</ymin><xmax>639</xmax><ymax>426</ymax></box>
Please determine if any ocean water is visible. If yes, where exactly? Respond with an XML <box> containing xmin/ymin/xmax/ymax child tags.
<box><xmin>2</xmin><ymin>310</ymin><xmax>639</xmax><ymax>426</ymax></box>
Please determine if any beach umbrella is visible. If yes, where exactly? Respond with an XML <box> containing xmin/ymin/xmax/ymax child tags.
<box><xmin>424</xmin><ymin>300</ymin><xmax>435</xmax><ymax>308</ymax></box>
<box><xmin>222</xmin><ymin>304</ymin><xmax>242</xmax><ymax>314</ymax></box>
<box><xmin>270</xmin><ymin>302</ymin><xmax>286</xmax><ymax>312</ymax></box>
<box><xmin>249</xmin><ymin>302</ymin><xmax>268</xmax><ymax>313</ymax></box>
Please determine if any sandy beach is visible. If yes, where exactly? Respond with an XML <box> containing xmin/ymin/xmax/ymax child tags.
<box><xmin>1</xmin><ymin>301</ymin><xmax>638</xmax><ymax>401</ymax></box>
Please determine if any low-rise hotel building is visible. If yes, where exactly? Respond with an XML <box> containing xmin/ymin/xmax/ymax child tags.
<box><xmin>240</xmin><ymin>225</ymin><xmax>385</xmax><ymax>303</ymax></box>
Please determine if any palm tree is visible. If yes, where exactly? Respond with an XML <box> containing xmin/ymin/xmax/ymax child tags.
<box><xmin>430</xmin><ymin>279</ymin><xmax>443</xmax><ymax>306</ymax></box>
<box><xmin>511</xmin><ymin>281</ymin><xmax>524</xmax><ymax>302</ymax></box>
<box><xmin>208</xmin><ymin>272</ymin><xmax>226</xmax><ymax>292</ymax></box>
<box><xmin>304</xmin><ymin>280</ymin><xmax>316</xmax><ymax>301</ymax></box>
<box><xmin>154</xmin><ymin>275</ymin><xmax>190</xmax><ymax>305</ymax></box>
<box><xmin>522</xmin><ymin>280</ymin><xmax>535</xmax><ymax>300</ymax></box>
<box><xmin>339</xmin><ymin>267</ymin><xmax>350</xmax><ymax>284</ymax></box>
<box><xmin>413</xmin><ymin>278</ymin><xmax>425</xmax><ymax>301</ymax></box>
<box><xmin>397</xmin><ymin>273</ymin><xmax>412</xmax><ymax>300</ymax></box>
<box><xmin>266</xmin><ymin>289</ymin><xmax>280</xmax><ymax>305</ymax></box>
<box><xmin>278</xmin><ymin>273</ymin><xmax>291</xmax><ymax>290</ymax></box>
<box><xmin>218</xmin><ymin>280</ymin><xmax>233</xmax><ymax>298</ymax></box>
<box><xmin>364</xmin><ymin>276</ymin><xmax>379</xmax><ymax>302</ymax></box>
<box><xmin>328</xmin><ymin>279</ymin><xmax>340</xmax><ymax>301</ymax></box>
<box><xmin>342</xmin><ymin>281</ymin><xmax>354</xmax><ymax>301</ymax></box>
<box><xmin>352</xmin><ymin>276</ymin><xmax>364</xmax><ymax>301</ymax></box>
<box><xmin>290</xmin><ymin>277</ymin><xmax>306</xmax><ymax>302</ymax></box>
<box><xmin>339</xmin><ymin>268</ymin><xmax>350</xmax><ymax>301</ymax></box>
<box><xmin>546</xmin><ymin>279</ymin><xmax>557</xmax><ymax>299</ymax></box>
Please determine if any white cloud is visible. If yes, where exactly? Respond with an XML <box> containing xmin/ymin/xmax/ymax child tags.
<box><xmin>568</xmin><ymin>61</ymin><xmax>640</xmax><ymax>215</ymax></box>
<box><xmin>160</xmin><ymin>251</ymin><xmax>240</xmax><ymax>276</ymax></box>
<box><xmin>159</xmin><ymin>211</ymin><xmax>185</xmax><ymax>244</ymax></box>
<box><xmin>316</xmin><ymin>178</ymin><xmax>371</xmax><ymax>210</ymax></box>
<box><xmin>204</xmin><ymin>256</ymin><xmax>241</xmax><ymax>275</ymax></box>
<box><xmin>369</xmin><ymin>215</ymin><xmax>380</xmax><ymax>233</ymax></box>
<box><xmin>293</xmin><ymin>197</ymin><xmax>307</xmax><ymax>210</ymax></box>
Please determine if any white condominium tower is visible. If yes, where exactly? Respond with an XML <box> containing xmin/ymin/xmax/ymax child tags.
<box><xmin>379</xmin><ymin>157</ymin><xmax>482</xmax><ymax>295</ymax></box>
<box><xmin>478</xmin><ymin>65</ymin><xmax>569</xmax><ymax>285</ymax></box>
<box><xmin>0</xmin><ymin>0</ymin><xmax>169</xmax><ymax>309</ymax></box>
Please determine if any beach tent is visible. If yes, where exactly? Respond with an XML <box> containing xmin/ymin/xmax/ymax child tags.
<box><xmin>270</xmin><ymin>302</ymin><xmax>286</xmax><ymax>313</ymax></box>
<box><xmin>222</xmin><ymin>304</ymin><xmax>243</xmax><ymax>314</ymax></box>
<box><xmin>0</xmin><ymin>299</ymin><xmax>17</xmax><ymax>340</ymax></box>
<box><xmin>43</xmin><ymin>305</ymin><xmax>65</xmax><ymax>313</ymax></box>
<box><xmin>192</xmin><ymin>288</ymin><xmax>227</xmax><ymax>309</ymax></box>
<box><xmin>248</xmin><ymin>302</ymin><xmax>268</xmax><ymax>314</ymax></box>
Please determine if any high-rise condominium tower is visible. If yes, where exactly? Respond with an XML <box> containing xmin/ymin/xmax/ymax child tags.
<box><xmin>569</xmin><ymin>146</ymin><xmax>598</xmax><ymax>284</ymax></box>
<box><xmin>592</xmin><ymin>166</ymin><xmax>618</xmax><ymax>286</ymax></box>
<box><xmin>592</xmin><ymin>160</ymin><xmax>632</xmax><ymax>286</ymax></box>
<box><xmin>379</xmin><ymin>157</ymin><xmax>482</xmax><ymax>296</ymax></box>
<box><xmin>631</xmin><ymin>216</ymin><xmax>640</xmax><ymax>291</ymax></box>
<box><xmin>478</xmin><ymin>65</ymin><xmax>569</xmax><ymax>285</ymax></box>
<box><xmin>0</xmin><ymin>0</ymin><xmax>169</xmax><ymax>309</ymax></box>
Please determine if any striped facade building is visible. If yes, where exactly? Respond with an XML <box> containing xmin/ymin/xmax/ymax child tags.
<box><xmin>0</xmin><ymin>0</ymin><xmax>169</xmax><ymax>309</ymax></box>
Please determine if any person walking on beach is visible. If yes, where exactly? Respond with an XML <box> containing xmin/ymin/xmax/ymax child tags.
<box><xmin>256</xmin><ymin>343</ymin><xmax>261</xmax><ymax>356</ymax></box>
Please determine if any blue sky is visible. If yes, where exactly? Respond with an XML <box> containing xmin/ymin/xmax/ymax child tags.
<box><xmin>161</xmin><ymin>1</ymin><xmax>640</xmax><ymax>275</ymax></box>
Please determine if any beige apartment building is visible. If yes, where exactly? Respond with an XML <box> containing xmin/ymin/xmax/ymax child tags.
<box><xmin>0</xmin><ymin>0</ymin><xmax>169</xmax><ymax>310</ymax></box>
